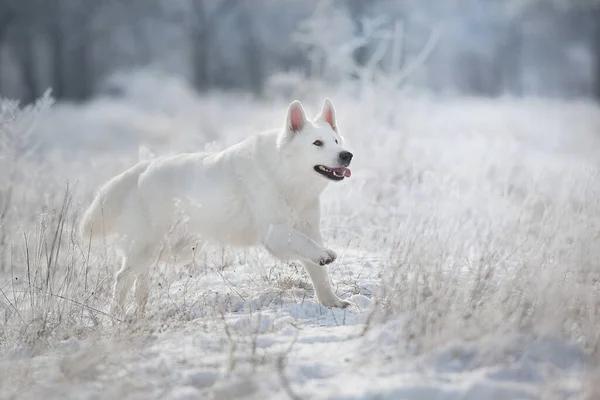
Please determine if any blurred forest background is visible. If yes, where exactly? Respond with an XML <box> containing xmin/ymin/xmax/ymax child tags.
<box><xmin>0</xmin><ymin>0</ymin><xmax>599</xmax><ymax>104</ymax></box>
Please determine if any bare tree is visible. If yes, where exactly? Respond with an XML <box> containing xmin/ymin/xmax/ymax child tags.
<box><xmin>346</xmin><ymin>0</ymin><xmax>375</xmax><ymax>68</ymax></box>
<box><xmin>7</xmin><ymin>0</ymin><xmax>44</xmax><ymax>104</ymax></box>
<box><xmin>189</xmin><ymin>0</ymin><xmax>239</xmax><ymax>91</ymax></box>
<box><xmin>0</xmin><ymin>0</ymin><xmax>16</xmax><ymax>95</ymax></box>
<box><xmin>593</xmin><ymin>6</ymin><xmax>600</xmax><ymax>100</ymax></box>
<box><xmin>0</xmin><ymin>0</ymin><xmax>102</xmax><ymax>102</ymax></box>
<box><xmin>0</xmin><ymin>2</ymin><xmax>16</xmax><ymax>44</ymax></box>
<box><xmin>237</xmin><ymin>2</ymin><xmax>264</xmax><ymax>96</ymax></box>
<box><xmin>57</xmin><ymin>0</ymin><xmax>102</xmax><ymax>100</ymax></box>
<box><xmin>45</xmin><ymin>0</ymin><xmax>67</xmax><ymax>99</ymax></box>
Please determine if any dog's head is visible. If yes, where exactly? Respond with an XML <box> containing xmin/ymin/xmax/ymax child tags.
<box><xmin>277</xmin><ymin>99</ymin><xmax>353</xmax><ymax>183</ymax></box>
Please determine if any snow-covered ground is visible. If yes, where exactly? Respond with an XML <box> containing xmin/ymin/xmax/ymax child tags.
<box><xmin>1</xmin><ymin>75</ymin><xmax>600</xmax><ymax>399</ymax></box>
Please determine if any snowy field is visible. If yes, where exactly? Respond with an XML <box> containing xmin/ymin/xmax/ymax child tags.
<box><xmin>2</xmin><ymin>74</ymin><xmax>600</xmax><ymax>399</ymax></box>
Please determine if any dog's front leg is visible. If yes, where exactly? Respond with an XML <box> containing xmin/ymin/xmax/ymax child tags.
<box><xmin>262</xmin><ymin>222</ymin><xmax>348</xmax><ymax>307</ymax></box>
<box><xmin>296</xmin><ymin>226</ymin><xmax>350</xmax><ymax>309</ymax></box>
<box><xmin>250</xmin><ymin>191</ymin><xmax>349</xmax><ymax>308</ymax></box>
<box><xmin>260</xmin><ymin>221</ymin><xmax>350</xmax><ymax>308</ymax></box>
<box><xmin>300</xmin><ymin>260</ymin><xmax>350</xmax><ymax>308</ymax></box>
<box><xmin>262</xmin><ymin>222</ymin><xmax>336</xmax><ymax>266</ymax></box>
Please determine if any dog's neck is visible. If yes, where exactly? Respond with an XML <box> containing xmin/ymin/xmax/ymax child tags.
<box><xmin>269</xmin><ymin>157</ymin><xmax>327</xmax><ymax>209</ymax></box>
<box><xmin>282</xmin><ymin>174</ymin><xmax>327</xmax><ymax>209</ymax></box>
<box><xmin>256</xmin><ymin>132</ymin><xmax>328</xmax><ymax>209</ymax></box>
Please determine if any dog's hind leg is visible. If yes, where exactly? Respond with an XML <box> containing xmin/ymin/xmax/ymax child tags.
<box><xmin>111</xmin><ymin>242</ymin><xmax>156</xmax><ymax>318</ymax></box>
<box><xmin>134</xmin><ymin>272</ymin><xmax>150</xmax><ymax>318</ymax></box>
<box><xmin>112</xmin><ymin>255</ymin><xmax>136</xmax><ymax>318</ymax></box>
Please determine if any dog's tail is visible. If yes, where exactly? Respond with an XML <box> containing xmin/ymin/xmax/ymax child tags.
<box><xmin>80</xmin><ymin>161</ymin><xmax>150</xmax><ymax>243</ymax></box>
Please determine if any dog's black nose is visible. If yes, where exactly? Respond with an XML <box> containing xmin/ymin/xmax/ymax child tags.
<box><xmin>339</xmin><ymin>151</ymin><xmax>353</xmax><ymax>164</ymax></box>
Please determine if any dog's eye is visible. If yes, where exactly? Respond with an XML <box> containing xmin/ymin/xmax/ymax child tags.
<box><xmin>335</xmin><ymin>139</ymin><xmax>338</xmax><ymax>144</ymax></box>
<box><xmin>313</xmin><ymin>140</ymin><xmax>323</xmax><ymax>147</ymax></box>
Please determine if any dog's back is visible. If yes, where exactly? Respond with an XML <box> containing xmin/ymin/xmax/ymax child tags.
<box><xmin>80</xmin><ymin>148</ymin><xmax>260</xmax><ymax>249</ymax></box>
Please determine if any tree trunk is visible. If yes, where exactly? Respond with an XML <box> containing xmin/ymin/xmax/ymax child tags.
<box><xmin>347</xmin><ymin>0</ymin><xmax>370</xmax><ymax>68</ymax></box>
<box><xmin>594</xmin><ymin>8</ymin><xmax>600</xmax><ymax>101</ymax></box>
<box><xmin>0</xmin><ymin>4</ymin><xmax>15</xmax><ymax>96</ymax></box>
<box><xmin>49</xmin><ymin>26</ymin><xmax>66</xmax><ymax>99</ymax></box>
<box><xmin>0</xmin><ymin>5</ymin><xmax>15</xmax><ymax>44</ymax></box>
<box><xmin>47</xmin><ymin>0</ymin><xmax>66</xmax><ymax>99</ymax></box>
<box><xmin>63</xmin><ymin>2</ymin><xmax>96</xmax><ymax>101</ymax></box>
<box><xmin>15</xmin><ymin>29</ymin><xmax>39</xmax><ymax>104</ymax></box>
<box><xmin>192</xmin><ymin>26</ymin><xmax>210</xmax><ymax>91</ymax></box>
<box><xmin>69</xmin><ymin>31</ymin><xmax>92</xmax><ymax>100</ymax></box>
<box><xmin>502</xmin><ymin>19</ymin><xmax>523</xmax><ymax>96</ymax></box>
<box><xmin>238</xmin><ymin>7</ymin><xmax>263</xmax><ymax>97</ymax></box>
<box><xmin>189</xmin><ymin>0</ymin><xmax>238</xmax><ymax>92</ymax></box>
<box><xmin>190</xmin><ymin>0</ymin><xmax>210</xmax><ymax>91</ymax></box>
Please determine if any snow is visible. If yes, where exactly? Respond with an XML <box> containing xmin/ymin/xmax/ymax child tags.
<box><xmin>1</xmin><ymin>77</ymin><xmax>600</xmax><ymax>399</ymax></box>
<box><xmin>0</xmin><ymin>249</ymin><xmax>590</xmax><ymax>399</ymax></box>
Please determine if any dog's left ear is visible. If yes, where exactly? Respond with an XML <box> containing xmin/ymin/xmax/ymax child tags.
<box><xmin>285</xmin><ymin>100</ymin><xmax>307</xmax><ymax>133</ymax></box>
<box><xmin>316</xmin><ymin>98</ymin><xmax>337</xmax><ymax>132</ymax></box>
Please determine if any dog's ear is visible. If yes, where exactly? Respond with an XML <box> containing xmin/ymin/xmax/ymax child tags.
<box><xmin>316</xmin><ymin>98</ymin><xmax>337</xmax><ymax>132</ymax></box>
<box><xmin>285</xmin><ymin>100</ymin><xmax>307</xmax><ymax>133</ymax></box>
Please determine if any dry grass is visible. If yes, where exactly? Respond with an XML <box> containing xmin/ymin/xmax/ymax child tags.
<box><xmin>0</xmin><ymin>185</ymin><xmax>114</xmax><ymax>351</ymax></box>
<box><xmin>1</xmin><ymin>77</ymin><xmax>600</xmax><ymax>398</ymax></box>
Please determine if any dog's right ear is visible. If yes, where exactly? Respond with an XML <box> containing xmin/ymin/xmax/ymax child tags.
<box><xmin>316</xmin><ymin>98</ymin><xmax>337</xmax><ymax>132</ymax></box>
<box><xmin>285</xmin><ymin>100</ymin><xmax>307</xmax><ymax>133</ymax></box>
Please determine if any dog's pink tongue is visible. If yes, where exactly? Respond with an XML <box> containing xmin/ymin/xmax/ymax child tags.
<box><xmin>333</xmin><ymin>167</ymin><xmax>352</xmax><ymax>178</ymax></box>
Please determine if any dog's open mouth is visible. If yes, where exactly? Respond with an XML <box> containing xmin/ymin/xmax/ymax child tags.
<box><xmin>314</xmin><ymin>165</ymin><xmax>352</xmax><ymax>181</ymax></box>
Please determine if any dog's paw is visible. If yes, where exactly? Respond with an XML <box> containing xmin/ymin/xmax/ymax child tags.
<box><xmin>316</xmin><ymin>248</ymin><xmax>337</xmax><ymax>266</ymax></box>
<box><xmin>321</xmin><ymin>297</ymin><xmax>351</xmax><ymax>308</ymax></box>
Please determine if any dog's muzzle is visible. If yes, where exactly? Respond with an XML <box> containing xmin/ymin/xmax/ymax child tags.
<box><xmin>338</xmin><ymin>151</ymin><xmax>353</xmax><ymax>166</ymax></box>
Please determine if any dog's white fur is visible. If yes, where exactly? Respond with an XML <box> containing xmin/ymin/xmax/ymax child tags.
<box><xmin>80</xmin><ymin>99</ymin><xmax>353</xmax><ymax>316</ymax></box>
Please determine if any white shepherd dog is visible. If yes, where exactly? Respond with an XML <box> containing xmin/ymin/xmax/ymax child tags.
<box><xmin>80</xmin><ymin>99</ymin><xmax>354</xmax><ymax>316</ymax></box>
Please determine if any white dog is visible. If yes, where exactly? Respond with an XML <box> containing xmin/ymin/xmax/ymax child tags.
<box><xmin>80</xmin><ymin>99</ymin><xmax>353</xmax><ymax>316</ymax></box>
